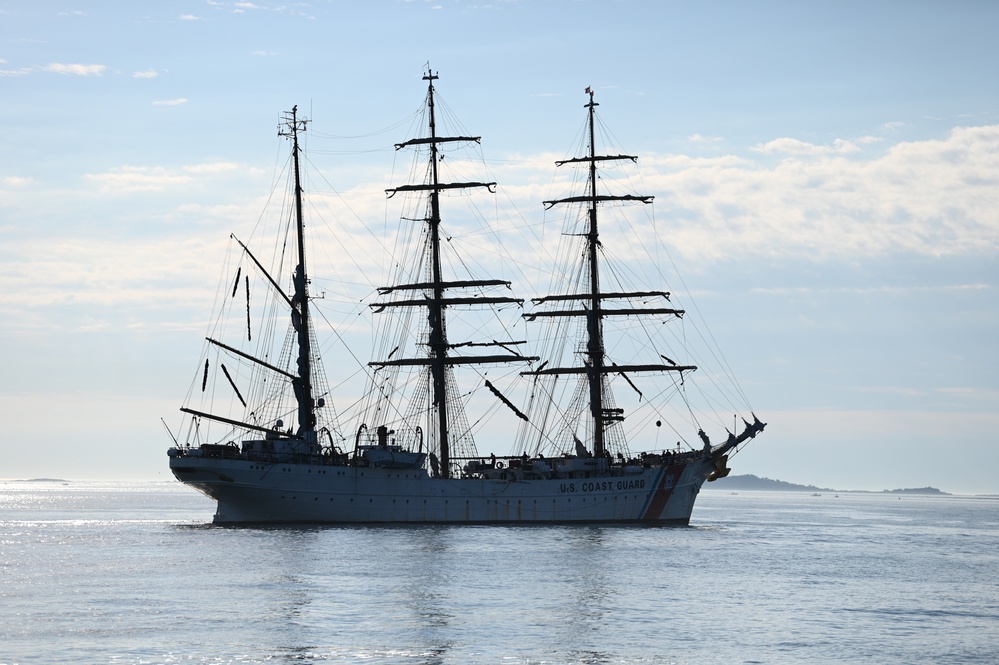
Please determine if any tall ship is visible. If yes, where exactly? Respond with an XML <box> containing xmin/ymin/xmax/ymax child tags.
<box><xmin>167</xmin><ymin>72</ymin><xmax>765</xmax><ymax>524</ymax></box>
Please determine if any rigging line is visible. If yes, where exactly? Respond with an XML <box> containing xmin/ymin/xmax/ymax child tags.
<box><xmin>677</xmin><ymin>365</ymin><xmax>743</xmax><ymax>427</ymax></box>
<box><xmin>635</xmin><ymin>394</ymin><xmax>688</xmax><ymax>439</ymax></box>
<box><xmin>592</xmin><ymin>110</ymin><xmax>630</xmax><ymax>160</ymax></box>
<box><xmin>311</xmin><ymin>298</ymin><xmax>376</xmax><ymax>385</ymax></box>
<box><xmin>463</xmin><ymin>389</ymin><xmax>503</xmax><ymax>440</ymax></box>
<box><xmin>528</xmin><ymin>373</ymin><xmax>588</xmax><ymax>453</ymax></box>
<box><xmin>206</xmin><ymin>238</ymin><xmax>248</xmax><ymax>348</ymax></box>
<box><xmin>654</xmin><ymin>230</ymin><xmax>752</xmax><ymax>408</ymax></box>
<box><xmin>185</xmin><ymin>252</ymin><xmax>251</xmax><ymax>407</ymax></box>
<box><xmin>302</xmin><ymin>156</ymin><xmax>388</xmax><ymax>261</ymax></box>
<box><xmin>599</xmin><ymin>250</ymin><xmax>679</xmax><ymax>360</ymax></box>
<box><xmin>309</xmin><ymin>110</ymin><xmax>421</xmax><ymax>140</ymax></box>
<box><xmin>308</xmin><ymin>147</ymin><xmax>398</xmax><ymax>156</ymax></box>
<box><xmin>313</xmin><ymin>302</ymin><xmax>415</xmax><ymax>430</ymax></box>
<box><xmin>445</xmin><ymin>196</ymin><xmax>539</xmax><ymax>299</ymax></box>
<box><xmin>320</xmin><ymin>368</ymin><xmax>371</xmax><ymax>411</ymax></box>
<box><xmin>628</xmin><ymin>382</ymin><xmax>688</xmax><ymax>431</ymax></box>
<box><xmin>616</xmin><ymin>195</ymin><xmax>749</xmax><ymax>406</ymax></box>
<box><xmin>682</xmin><ymin>346</ymin><xmax>746</xmax><ymax>418</ymax></box>
<box><xmin>296</xmin><ymin>189</ymin><xmax>377</xmax><ymax>301</ymax></box>
<box><xmin>677</xmin><ymin>375</ymin><xmax>706</xmax><ymax>440</ymax></box>
<box><xmin>613</xmin><ymin>217</ymin><xmax>744</xmax><ymax>415</ymax></box>
<box><xmin>250</xmin><ymin>139</ymin><xmax>295</xmax><ymax>245</ymax></box>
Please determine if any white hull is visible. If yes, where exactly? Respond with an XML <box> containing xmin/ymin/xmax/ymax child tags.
<box><xmin>169</xmin><ymin>455</ymin><xmax>713</xmax><ymax>525</ymax></box>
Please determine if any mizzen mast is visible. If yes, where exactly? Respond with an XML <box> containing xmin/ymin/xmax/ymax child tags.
<box><xmin>179</xmin><ymin>106</ymin><xmax>321</xmax><ymax>443</ymax></box>
<box><xmin>279</xmin><ymin>105</ymin><xmax>317</xmax><ymax>442</ymax></box>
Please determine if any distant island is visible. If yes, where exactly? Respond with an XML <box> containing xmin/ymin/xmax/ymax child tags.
<box><xmin>704</xmin><ymin>474</ymin><xmax>949</xmax><ymax>495</ymax></box>
<box><xmin>881</xmin><ymin>486</ymin><xmax>949</xmax><ymax>495</ymax></box>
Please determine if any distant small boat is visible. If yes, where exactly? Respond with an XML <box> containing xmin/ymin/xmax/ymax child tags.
<box><xmin>167</xmin><ymin>71</ymin><xmax>766</xmax><ymax>524</ymax></box>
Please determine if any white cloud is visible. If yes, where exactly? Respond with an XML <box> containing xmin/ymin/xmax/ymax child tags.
<box><xmin>0</xmin><ymin>236</ymin><xmax>225</xmax><ymax>319</ymax></box>
<box><xmin>133</xmin><ymin>69</ymin><xmax>159</xmax><ymax>79</ymax></box>
<box><xmin>937</xmin><ymin>387</ymin><xmax>999</xmax><ymax>402</ymax></box>
<box><xmin>76</xmin><ymin>161</ymin><xmax>242</xmax><ymax>195</ymax></box>
<box><xmin>180</xmin><ymin>14</ymin><xmax>201</xmax><ymax>20</ymax></box>
<box><xmin>749</xmin><ymin>283</ymin><xmax>990</xmax><ymax>296</ymax></box>
<box><xmin>2</xmin><ymin>176</ymin><xmax>33</xmax><ymax>187</ymax></box>
<box><xmin>42</xmin><ymin>63</ymin><xmax>106</xmax><ymax>76</ymax></box>
<box><xmin>3</xmin><ymin>125</ymin><xmax>997</xmax><ymax>332</ymax></box>
<box><xmin>751</xmin><ymin>137</ymin><xmax>861</xmax><ymax>155</ymax></box>
<box><xmin>634</xmin><ymin>124</ymin><xmax>999</xmax><ymax>262</ymax></box>
<box><xmin>83</xmin><ymin>166</ymin><xmax>194</xmax><ymax>193</ymax></box>
<box><xmin>182</xmin><ymin>162</ymin><xmax>241</xmax><ymax>174</ymax></box>
<box><xmin>852</xmin><ymin>386</ymin><xmax>926</xmax><ymax>397</ymax></box>
<box><xmin>343</xmin><ymin>124</ymin><xmax>998</xmax><ymax>269</ymax></box>
<box><xmin>153</xmin><ymin>98</ymin><xmax>188</xmax><ymax>106</ymax></box>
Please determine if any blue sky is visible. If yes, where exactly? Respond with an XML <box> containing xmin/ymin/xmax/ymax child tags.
<box><xmin>2</xmin><ymin>0</ymin><xmax>997</xmax><ymax>493</ymax></box>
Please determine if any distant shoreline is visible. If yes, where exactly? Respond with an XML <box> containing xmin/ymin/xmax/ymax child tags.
<box><xmin>703</xmin><ymin>474</ymin><xmax>951</xmax><ymax>495</ymax></box>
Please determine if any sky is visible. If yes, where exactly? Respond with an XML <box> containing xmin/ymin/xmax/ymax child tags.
<box><xmin>1</xmin><ymin>0</ymin><xmax>997</xmax><ymax>493</ymax></box>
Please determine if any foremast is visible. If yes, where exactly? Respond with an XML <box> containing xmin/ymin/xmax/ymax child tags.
<box><xmin>370</xmin><ymin>71</ymin><xmax>534</xmax><ymax>477</ymax></box>
<box><xmin>524</xmin><ymin>88</ymin><xmax>694</xmax><ymax>459</ymax></box>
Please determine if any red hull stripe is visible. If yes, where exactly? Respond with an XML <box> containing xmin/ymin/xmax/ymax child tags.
<box><xmin>641</xmin><ymin>464</ymin><xmax>683</xmax><ymax>521</ymax></box>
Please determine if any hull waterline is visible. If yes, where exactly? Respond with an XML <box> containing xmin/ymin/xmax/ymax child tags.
<box><xmin>169</xmin><ymin>454</ymin><xmax>715</xmax><ymax>525</ymax></box>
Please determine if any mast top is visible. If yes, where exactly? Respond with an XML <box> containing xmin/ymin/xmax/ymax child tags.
<box><xmin>279</xmin><ymin>105</ymin><xmax>309</xmax><ymax>140</ymax></box>
<box><xmin>584</xmin><ymin>85</ymin><xmax>598</xmax><ymax>108</ymax></box>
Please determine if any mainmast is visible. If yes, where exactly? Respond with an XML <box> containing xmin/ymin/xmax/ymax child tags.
<box><xmin>524</xmin><ymin>88</ymin><xmax>694</xmax><ymax>459</ymax></box>
<box><xmin>425</xmin><ymin>72</ymin><xmax>449</xmax><ymax>475</ymax></box>
<box><xmin>371</xmin><ymin>71</ymin><xmax>534</xmax><ymax>477</ymax></box>
<box><xmin>279</xmin><ymin>105</ymin><xmax>317</xmax><ymax>441</ymax></box>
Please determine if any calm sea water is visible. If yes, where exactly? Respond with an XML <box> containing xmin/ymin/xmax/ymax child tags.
<box><xmin>1</xmin><ymin>481</ymin><xmax>997</xmax><ymax>664</ymax></box>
